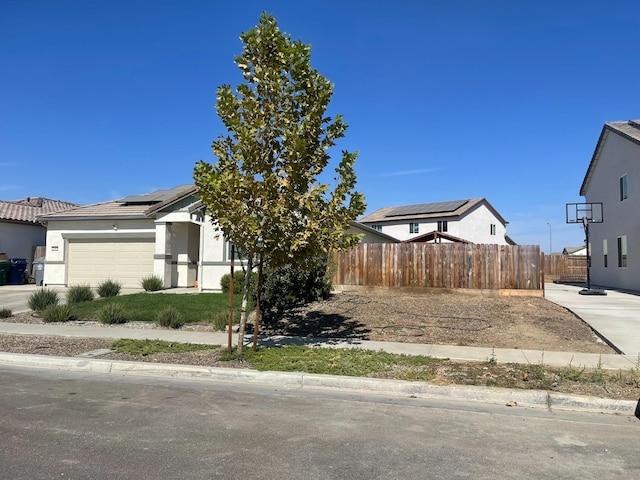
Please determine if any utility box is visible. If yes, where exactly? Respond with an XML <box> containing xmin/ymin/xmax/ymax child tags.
<box><xmin>33</xmin><ymin>257</ymin><xmax>45</xmax><ymax>286</ymax></box>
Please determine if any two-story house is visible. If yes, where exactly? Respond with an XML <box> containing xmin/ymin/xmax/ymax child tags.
<box><xmin>358</xmin><ymin>198</ymin><xmax>513</xmax><ymax>244</ymax></box>
<box><xmin>580</xmin><ymin>119</ymin><xmax>640</xmax><ymax>291</ymax></box>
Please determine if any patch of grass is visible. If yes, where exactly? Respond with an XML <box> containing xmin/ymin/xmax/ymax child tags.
<box><xmin>228</xmin><ymin>345</ymin><xmax>443</xmax><ymax>377</ymax></box>
<box><xmin>66</xmin><ymin>284</ymin><xmax>94</xmax><ymax>304</ymax></box>
<box><xmin>70</xmin><ymin>292</ymin><xmax>248</xmax><ymax>324</ymax></box>
<box><xmin>28</xmin><ymin>288</ymin><xmax>59</xmax><ymax>312</ymax></box>
<box><xmin>97</xmin><ymin>279</ymin><xmax>121</xmax><ymax>298</ymax></box>
<box><xmin>41</xmin><ymin>304</ymin><xmax>73</xmax><ymax>323</ymax></box>
<box><xmin>113</xmin><ymin>339</ymin><xmax>216</xmax><ymax>356</ymax></box>
<box><xmin>156</xmin><ymin>305</ymin><xmax>185</xmax><ymax>329</ymax></box>
<box><xmin>141</xmin><ymin>275</ymin><xmax>164</xmax><ymax>292</ymax></box>
<box><xmin>97</xmin><ymin>303</ymin><xmax>128</xmax><ymax>324</ymax></box>
<box><xmin>0</xmin><ymin>307</ymin><xmax>12</xmax><ymax>318</ymax></box>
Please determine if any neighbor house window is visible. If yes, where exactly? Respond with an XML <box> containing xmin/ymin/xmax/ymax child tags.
<box><xmin>437</xmin><ymin>220</ymin><xmax>448</xmax><ymax>232</ymax></box>
<box><xmin>410</xmin><ymin>222</ymin><xmax>419</xmax><ymax>234</ymax></box>
<box><xmin>603</xmin><ymin>239</ymin><xmax>608</xmax><ymax>268</ymax></box>
<box><xmin>617</xmin><ymin>236</ymin><xmax>627</xmax><ymax>267</ymax></box>
<box><xmin>490</xmin><ymin>224</ymin><xmax>496</xmax><ymax>235</ymax></box>
<box><xmin>620</xmin><ymin>174</ymin><xmax>628</xmax><ymax>201</ymax></box>
<box><xmin>372</xmin><ymin>225</ymin><xmax>382</xmax><ymax>232</ymax></box>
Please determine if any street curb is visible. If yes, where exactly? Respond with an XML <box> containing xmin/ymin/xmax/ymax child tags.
<box><xmin>0</xmin><ymin>352</ymin><xmax>637</xmax><ymax>416</ymax></box>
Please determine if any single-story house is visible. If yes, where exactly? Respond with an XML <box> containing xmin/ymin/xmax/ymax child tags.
<box><xmin>37</xmin><ymin>185</ymin><xmax>383</xmax><ymax>291</ymax></box>
<box><xmin>0</xmin><ymin>196</ymin><xmax>78</xmax><ymax>272</ymax></box>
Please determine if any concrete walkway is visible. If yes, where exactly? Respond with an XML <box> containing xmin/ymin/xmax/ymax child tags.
<box><xmin>0</xmin><ymin>311</ymin><xmax>638</xmax><ymax>371</ymax></box>
<box><xmin>544</xmin><ymin>282</ymin><xmax>640</xmax><ymax>357</ymax></box>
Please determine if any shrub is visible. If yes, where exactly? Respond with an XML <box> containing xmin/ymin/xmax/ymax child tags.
<box><xmin>41</xmin><ymin>304</ymin><xmax>73</xmax><ymax>323</ymax></box>
<box><xmin>212</xmin><ymin>311</ymin><xmax>229</xmax><ymax>331</ymax></box>
<box><xmin>97</xmin><ymin>279</ymin><xmax>121</xmax><ymax>298</ymax></box>
<box><xmin>66</xmin><ymin>284</ymin><xmax>94</xmax><ymax>304</ymax></box>
<box><xmin>156</xmin><ymin>305</ymin><xmax>185</xmax><ymax>329</ymax></box>
<box><xmin>97</xmin><ymin>303</ymin><xmax>127</xmax><ymax>324</ymax></box>
<box><xmin>0</xmin><ymin>308</ymin><xmax>12</xmax><ymax>318</ymax></box>
<box><xmin>220</xmin><ymin>270</ymin><xmax>257</xmax><ymax>295</ymax></box>
<box><xmin>141</xmin><ymin>275</ymin><xmax>164</xmax><ymax>292</ymax></box>
<box><xmin>28</xmin><ymin>288</ymin><xmax>59</xmax><ymax>312</ymax></box>
<box><xmin>261</xmin><ymin>253</ymin><xmax>331</xmax><ymax>314</ymax></box>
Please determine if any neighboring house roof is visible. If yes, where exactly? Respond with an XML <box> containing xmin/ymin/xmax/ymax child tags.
<box><xmin>563</xmin><ymin>246</ymin><xmax>587</xmax><ymax>255</ymax></box>
<box><xmin>580</xmin><ymin>119</ymin><xmax>640</xmax><ymax>196</ymax></box>
<box><xmin>0</xmin><ymin>197</ymin><xmax>78</xmax><ymax>224</ymax></box>
<box><xmin>401</xmin><ymin>230</ymin><xmax>471</xmax><ymax>244</ymax></box>
<box><xmin>37</xmin><ymin>185</ymin><xmax>196</xmax><ymax>221</ymax></box>
<box><xmin>358</xmin><ymin>198</ymin><xmax>507</xmax><ymax>225</ymax></box>
<box><xmin>348</xmin><ymin>221</ymin><xmax>400</xmax><ymax>242</ymax></box>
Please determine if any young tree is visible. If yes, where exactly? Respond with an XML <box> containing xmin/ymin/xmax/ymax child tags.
<box><xmin>194</xmin><ymin>13</ymin><xmax>366</xmax><ymax>352</ymax></box>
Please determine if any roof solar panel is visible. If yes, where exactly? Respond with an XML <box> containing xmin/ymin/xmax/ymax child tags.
<box><xmin>120</xmin><ymin>185</ymin><xmax>193</xmax><ymax>204</ymax></box>
<box><xmin>386</xmin><ymin>200</ymin><xmax>468</xmax><ymax>217</ymax></box>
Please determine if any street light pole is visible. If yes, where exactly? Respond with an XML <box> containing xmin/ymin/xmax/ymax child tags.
<box><xmin>546</xmin><ymin>222</ymin><xmax>552</xmax><ymax>254</ymax></box>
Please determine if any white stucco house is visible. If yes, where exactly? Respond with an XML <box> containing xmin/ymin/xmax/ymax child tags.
<box><xmin>37</xmin><ymin>185</ymin><xmax>390</xmax><ymax>291</ymax></box>
<box><xmin>358</xmin><ymin>198</ymin><xmax>514</xmax><ymax>245</ymax></box>
<box><xmin>0</xmin><ymin>196</ymin><xmax>78</xmax><ymax>272</ymax></box>
<box><xmin>580</xmin><ymin>119</ymin><xmax>640</xmax><ymax>291</ymax></box>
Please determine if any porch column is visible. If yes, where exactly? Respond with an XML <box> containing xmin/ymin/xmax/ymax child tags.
<box><xmin>153</xmin><ymin>222</ymin><xmax>173</xmax><ymax>288</ymax></box>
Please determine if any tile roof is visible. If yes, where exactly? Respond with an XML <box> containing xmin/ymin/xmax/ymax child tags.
<box><xmin>0</xmin><ymin>197</ymin><xmax>78</xmax><ymax>224</ymax></box>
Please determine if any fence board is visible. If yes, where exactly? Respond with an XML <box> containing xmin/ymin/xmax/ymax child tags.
<box><xmin>333</xmin><ymin>243</ymin><xmax>542</xmax><ymax>291</ymax></box>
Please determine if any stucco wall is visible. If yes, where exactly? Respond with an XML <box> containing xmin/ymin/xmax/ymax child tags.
<box><xmin>0</xmin><ymin>221</ymin><xmax>45</xmax><ymax>271</ymax></box>
<box><xmin>583</xmin><ymin>132</ymin><xmax>640</xmax><ymax>290</ymax></box>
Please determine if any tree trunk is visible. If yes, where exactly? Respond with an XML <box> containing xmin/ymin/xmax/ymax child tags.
<box><xmin>236</xmin><ymin>255</ymin><xmax>253</xmax><ymax>353</ymax></box>
<box><xmin>252</xmin><ymin>255</ymin><xmax>263</xmax><ymax>352</ymax></box>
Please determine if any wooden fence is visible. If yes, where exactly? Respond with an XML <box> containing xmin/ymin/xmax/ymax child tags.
<box><xmin>332</xmin><ymin>243</ymin><xmax>542</xmax><ymax>292</ymax></box>
<box><xmin>543</xmin><ymin>254</ymin><xmax>587</xmax><ymax>282</ymax></box>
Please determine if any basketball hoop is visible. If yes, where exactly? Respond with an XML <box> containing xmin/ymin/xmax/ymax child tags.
<box><xmin>565</xmin><ymin>202</ymin><xmax>606</xmax><ymax>295</ymax></box>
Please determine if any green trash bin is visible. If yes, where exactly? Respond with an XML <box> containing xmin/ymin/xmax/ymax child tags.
<box><xmin>0</xmin><ymin>260</ymin><xmax>9</xmax><ymax>286</ymax></box>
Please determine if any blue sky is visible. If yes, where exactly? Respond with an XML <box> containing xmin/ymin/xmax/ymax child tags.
<box><xmin>2</xmin><ymin>1</ymin><xmax>638</xmax><ymax>252</ymax></box>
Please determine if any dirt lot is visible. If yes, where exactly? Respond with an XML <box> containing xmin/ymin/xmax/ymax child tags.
<box><xmin>260</xmin><ymin>290</ymin><xmax>615</xmax><ymax>353</ymax></box>
<box><xmin>2</xmin><ymin>291</ymin><xmax>639</xmax><ymax>401</ymax></box>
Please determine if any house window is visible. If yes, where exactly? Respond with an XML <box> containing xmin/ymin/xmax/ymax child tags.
<box><xmin>620</xmin><ymin>174</ymin><xmax>628</xmax><ymax>201</ymax></box>
<box><xmin>603</xmin><ymin>239</ymin><xmax>608</xmax><ymax>268</ymax></box>
<box><xmin>410</xmin><ymin>223</ymin><xmax>419</xmax><ymax>234</ymax></box>
<box><xmin>372</xmin><ymin>225</ymin><xmax>382</xmax><ymax>232</ymax></box>
<box><xmin>437</xmin><ymin>220</ymin><xmax>448</xmax><ymax>233</ymax></box>
<box><xmin>490</xmin><ymin>224</ymin><xmax>496</xmax><ymax>235</ymax></box>
<box><xmin>226</xmin><ymin>241</ymin><xmax>244</xmax><ymax>261</ymax></box>
<box><xmin>617</xmin><ymin>236</ymin><xmax>627</xmax><ymax>267</ymax></box>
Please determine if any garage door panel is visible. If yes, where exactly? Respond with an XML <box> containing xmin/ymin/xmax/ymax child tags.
<box><xmin>67</xmin><ymin>239</ymin><xmax>154</xmax><ymax>288</ymax></box>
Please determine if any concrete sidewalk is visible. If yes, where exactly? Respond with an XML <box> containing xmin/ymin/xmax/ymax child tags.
<box><xmin>0</xmin><ymin>317</ymin><xmax>638</xmax><ymax>370</ymax></box>
<box><xmin>544</xmin><ymin>282</ymin><xmax>640</xmax><ymax>356</ymax></box>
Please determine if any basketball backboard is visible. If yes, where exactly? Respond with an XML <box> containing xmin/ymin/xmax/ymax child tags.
<box><xmin>566</xmin><ymin>202</ymin><xmax>603</xmax><ymax>224</ymax></box>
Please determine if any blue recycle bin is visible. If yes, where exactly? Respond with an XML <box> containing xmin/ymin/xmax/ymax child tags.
<box><xmin>8</xmin><ymin>258</ymin><xmax>28</xmax><ymax>285</ymax></box>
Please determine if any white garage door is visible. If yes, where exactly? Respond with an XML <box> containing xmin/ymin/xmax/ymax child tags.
<box><xmin>67</xmin><ymin>239</ymin><xmax>155</xmax><ymax>288</ymax></box>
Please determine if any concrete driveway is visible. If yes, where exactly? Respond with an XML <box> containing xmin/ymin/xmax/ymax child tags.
<box><xmin>0</xmin><ymin>285</ymin><xmax>66</xmax><ymax>313</ymax></box>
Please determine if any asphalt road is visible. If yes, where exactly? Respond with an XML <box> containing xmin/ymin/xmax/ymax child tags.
<box><xmin>1</xmin><ymin>366</ymin><xmax>638</xmax><ymax>480</ymax></box>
